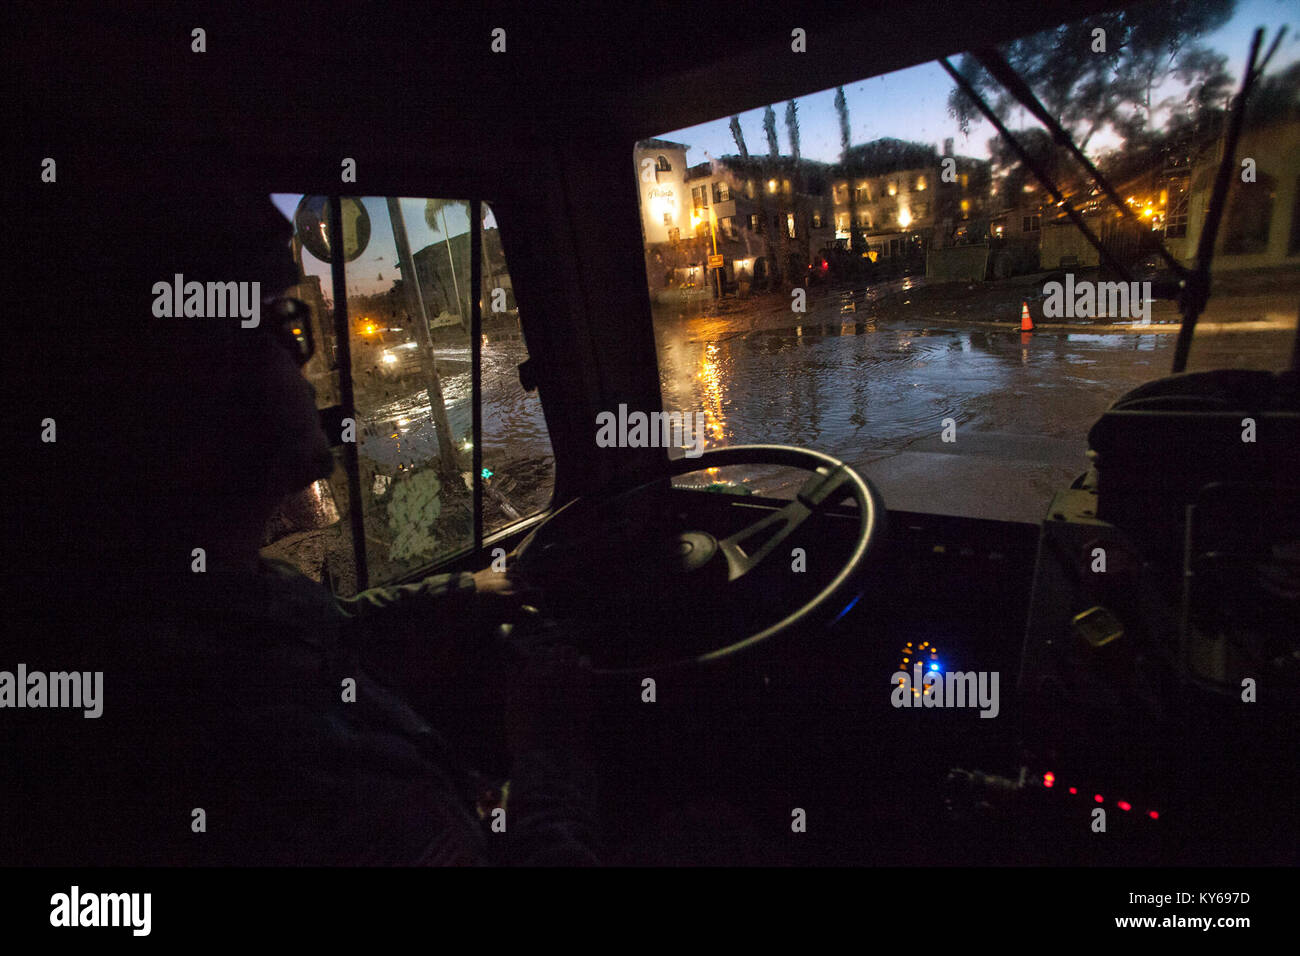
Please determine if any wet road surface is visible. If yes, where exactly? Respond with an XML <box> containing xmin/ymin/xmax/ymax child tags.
<box><xmin>655</xmin><ymin>282</ymin><xmax>1294</xmax><ymax>524</ymax></box>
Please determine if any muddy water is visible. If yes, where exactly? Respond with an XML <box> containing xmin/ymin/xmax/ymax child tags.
<box><xmin>343</xmin><ymin>294</ymin><xmax>1290</xmax><ymax>528</ymax></box>
<box><xmin>654</xmin><ymin>295</ymin><xmax>1291</xmax><ymax>520</ymax></box>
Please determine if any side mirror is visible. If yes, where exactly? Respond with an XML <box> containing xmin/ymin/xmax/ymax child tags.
<box><xmin>293</xmin><ymin>195</ymin><xmax>371</xmax><ymax>263</ymax></box>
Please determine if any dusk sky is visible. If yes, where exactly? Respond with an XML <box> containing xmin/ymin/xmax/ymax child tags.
<box><xmin>270</xmin><ymin>195</ymin><xmax>498</xmax><ymax>300</ymax></box>
<box><xmin>276</xmin><ymin>0</ymin><xmax>1298</xmax><ymax>298</ymax></box>
<box><xmin>661</xmin><ymin>0</ymin><xmax>1299</xmax><ymax>167</ymax></box>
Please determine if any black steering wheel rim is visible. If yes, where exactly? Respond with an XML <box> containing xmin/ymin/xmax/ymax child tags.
<box><xmin>512</xmin><ymin>444</ymin><xmax>885</xmax><ymax>674</ymax></box>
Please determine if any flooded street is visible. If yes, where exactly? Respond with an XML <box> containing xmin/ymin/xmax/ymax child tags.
<box><xmin>345</xmin><ymin>286</ymin><xmax>1292</xmax><ymax>530</ymax></box>
<box><xmin>655</xmin><ymin>284</ymin><xmax>1294</xmax><ymax>524</ymax></box>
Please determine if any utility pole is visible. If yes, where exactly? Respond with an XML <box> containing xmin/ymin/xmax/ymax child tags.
<box><xmin>708</xmin><ymin>203</ymin><xmax>722</xmax><ymax>299</ymax></box>
<box><xmin>386</xmin><ymin>197</ymin><xmax>460</xmax><ymax>477</ymax></box>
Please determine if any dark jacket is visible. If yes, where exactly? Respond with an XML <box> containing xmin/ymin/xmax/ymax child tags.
<box><xmin>2</xmin><ymin>559</ymin><xmax>596</xmax><ymax>866</ymax></box>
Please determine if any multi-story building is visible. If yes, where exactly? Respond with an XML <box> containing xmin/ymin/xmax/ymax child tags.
<box><xmin>824</xmin><ymin>138</ymin><xmax>992</xmax><ymax>262</ymax></box>
<box><xmin>637</xmin><ymin>138</ymin><xmax>835</xmax><ymax>300</ymax></box>
<box><xmin>637</xmin><ymin>136</ymin><xmax>993</xmax><ymax>297</ymax></box>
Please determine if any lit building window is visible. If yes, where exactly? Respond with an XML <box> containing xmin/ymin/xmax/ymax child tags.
<box><xmin>768</xmin><ymin>179</ymin><xmax>778</xmax><ymax>194</ymax></box>
<box><xmin>915</xmin><ymin>175</ymin><xmax>927</xmax><ymax>191</ymax></box>
<box><xmin>787</xmin><ymin>213</ymin><xmax>796</xmax><ymax>238</ymax></box>
<box><xmin>888</xmin><ymin>181</ymin><xmax>897</xmax><ymax>196</ymax></box>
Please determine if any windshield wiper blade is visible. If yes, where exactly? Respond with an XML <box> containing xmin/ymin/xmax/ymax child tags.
<box><xmin>1173</xmin><ymin>27</ymin><xmax>1283</xmax><ymax>373</ymax></box>
<box><xmin>971</xmin><ymin>47</ymin><xmax>1189</xmax><ymax>283</ymax></box>
<box><xmin>939</xmin><ymin>57</ymin><xmax>1135</xmax><ymax>286</ymax></box>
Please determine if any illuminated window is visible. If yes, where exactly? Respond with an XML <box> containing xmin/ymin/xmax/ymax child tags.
<box><xmin>887</xmin><ymin>181</ymin><xmax>897</xmax><ymax>196</ymax></box>
<box><xmin>668</xmin><ymin>227</ymin><xmax>680</xmax><ymax>243</ymax></box>
<box><xmin>783</xmin><ymin>179</ymin><xmax>792</xmax><ymax>194</ymax></box>
<box><xmin>786</xmin><ymin>213</ymin><xmax>797</xmax><ymax>238</ymax></box>
<box><xmin>915</xmin><ymin>175</ymin><xmax>927</xmax><ymax>191</ymax></box>
<box><xmin>811</xmin><ymin>209</ymin><xmax>824</xmax><ymax>229</ymax></box>
<box><xmin>712</xmin><ymin>181</ymin><xmax>731</xmax><ymax>203</ymax></box>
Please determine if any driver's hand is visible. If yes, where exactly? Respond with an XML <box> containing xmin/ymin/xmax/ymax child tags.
<box><xmin>471</xmin><ymin>567</ymin><xmax>542</xmax><ymax>613</ymax></box>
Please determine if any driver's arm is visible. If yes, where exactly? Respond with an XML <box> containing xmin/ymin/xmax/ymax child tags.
<box><xmin>335</xmin><ymin>572</ymin><xmax>600</xmax><ymax>866</ymax></box>
<box><xmin>335</xmin><ymin>570</ymin><xmax>510</xmax><ymax>708</ymax></box>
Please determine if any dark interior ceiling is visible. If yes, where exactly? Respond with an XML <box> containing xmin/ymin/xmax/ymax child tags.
<box><xmin>14</xmin><ymin>0</ymin><xmax>1135</xmax><ymax>164</ymax></box>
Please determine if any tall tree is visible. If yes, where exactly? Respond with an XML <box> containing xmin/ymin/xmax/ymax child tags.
<box><xmin>785</xmin><ymin>99</ymin><xmax>811</xmax><ymax>269</ymax></box>
<box><xmin>834</xmin><ymin>86</ymin><xmax>864</xmax><ymax>252</ymax></box>
<box><xmin>730</xmin><ymin>114</ymin><xmax>779</xmax><ymax>288</ymax></box>
<box><xmin>947</xmin><ymin>0</ymin><xmax>1236</xmax><ymax>152</ymax></box>
<box><xmin>763</xmin><ymin>104</ymin><xmax>789</xmax><ymax>286</ymax></box>
<box><xmin>424</xmin><ymin>199</ymin><xmax>467</xmax><ymax>330</ymax></box>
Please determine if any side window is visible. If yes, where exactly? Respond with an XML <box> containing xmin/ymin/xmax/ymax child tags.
<box><xmin>263</xmin><ymin>195</ymin><xmax>553</xmax><ymax>593</ymax></box>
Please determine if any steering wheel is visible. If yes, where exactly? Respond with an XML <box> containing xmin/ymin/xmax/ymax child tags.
<box><xmin>510</xmin><ymin>444</ymin><xmax>885</xmax><ymax>674</ymax></box>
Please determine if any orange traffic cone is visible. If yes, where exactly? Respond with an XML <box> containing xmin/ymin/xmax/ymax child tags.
<box><xmin>1020</xmin><ymin>301</ymin><xmax>1034</xmax><ymax>331</ymax></box>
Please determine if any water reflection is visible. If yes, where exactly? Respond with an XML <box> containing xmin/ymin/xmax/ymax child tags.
<box><xmin>654</xmin><ymin>300</ymin><xmax>1199</xmax><ymax>514</ymax></box>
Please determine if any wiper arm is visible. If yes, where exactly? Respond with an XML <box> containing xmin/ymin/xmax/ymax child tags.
<box><xmin>1172</xmin><ymin>26</ymin><xmax>1284</xmax><ymax>373</ymax></box>
<box><xmin>971</xmin><ymin>47</ymin><xmax>1189</xmax><ymax>283</ymax></box>
<box><xmin>939</xmin><ymin>57</ymin><xmax>1135</xmax><ymax>286</ymax></box>
<box><xmin>948</xmin><ymin>23</ymin><xmax>1286</xmax><ymax>374</ymax></box>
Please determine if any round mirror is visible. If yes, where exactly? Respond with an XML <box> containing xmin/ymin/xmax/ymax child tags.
<box><xmin>293</xmin><ymin>195</ymin><xmax>371</xmax><ymax>263</ymax></box>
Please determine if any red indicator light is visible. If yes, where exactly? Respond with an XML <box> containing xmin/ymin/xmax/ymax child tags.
<box><xmin>1094</xmin><ymin>794</ymin><xmax>1104</xmax><ymax>803</ymax></box>
<box><xmin>1148</xmin><ymin>811</ymin><xmax>1159</xmax><ymax>820</ymax></box>
<box><xmin>1118</xmin><ymin>801</ymin><xmax>1131</xmax><ymax>811</ymax></box>
<box><xmin>1043</xmin><ymin>772</ymin><xmax>1055</xmax><ymax>788</ymax></box>
<box><xmin>1068</xmin><ymin>787</ymin><xmax>1077</xmax><ymax>794</ymax></box>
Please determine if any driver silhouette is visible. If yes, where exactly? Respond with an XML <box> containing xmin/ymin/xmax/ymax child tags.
<box><xmin>7</xmin><ymin>160</ymin><xmax>598</xmax><ymax>866</ymax></box>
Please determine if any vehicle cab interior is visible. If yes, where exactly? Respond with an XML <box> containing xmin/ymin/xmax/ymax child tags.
<box><xmin>10</xmin><ymin>0</ymin><xmax>1299</xmax><ymax>870</ymax></box>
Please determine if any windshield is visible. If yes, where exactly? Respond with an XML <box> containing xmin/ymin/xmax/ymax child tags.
<box><xmin>637</xmin><ymin>0</ymin><xmax>1299</xmax><ymax>523</ymax></box>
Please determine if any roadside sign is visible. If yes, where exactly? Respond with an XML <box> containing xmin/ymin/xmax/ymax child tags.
<box><xmin>708</xmin><ymin>254</ymin><xmax>724</xmax><ymax>268</ymax></box>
